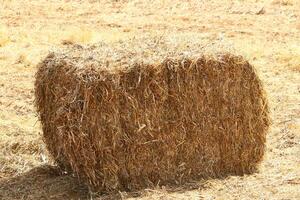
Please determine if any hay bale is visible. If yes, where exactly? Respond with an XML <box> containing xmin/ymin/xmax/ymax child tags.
<box><xmin>35</xmin><ymin>37</ymin><xmax>270</xmax><ymax>192</ymax></box>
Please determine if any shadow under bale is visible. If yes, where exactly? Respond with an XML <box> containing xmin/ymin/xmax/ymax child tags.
<box><xmin>0</xmin><ymin>165</ymin><xmax>214</xmax><ymax>200</ymax></box>
<box><xmin>35</xmin><ymin>37</ymin><xmax>270</xmax><ymax>192</ymax></box>
<box><xmin>0</xmin><ymin>165</ymin><xmax>89</xmax><ymax>200</ymax></box>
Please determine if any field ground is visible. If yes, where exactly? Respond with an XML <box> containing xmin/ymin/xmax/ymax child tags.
<box><xmin>0</xmin><ymin>0</ymin><xmax>299</xmax><ymax>199</ymax></box>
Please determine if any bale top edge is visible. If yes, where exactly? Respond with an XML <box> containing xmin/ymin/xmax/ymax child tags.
<box><xmin>41</xmin><ymin>36</ymin><xmax>245</xmax><ymax>73</ymax></box>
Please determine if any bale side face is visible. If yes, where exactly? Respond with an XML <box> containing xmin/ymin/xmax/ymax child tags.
<box><xmin>35</xmin><ymin>43</ymin><xmax>270</xmax><ymax>192</ymax></box>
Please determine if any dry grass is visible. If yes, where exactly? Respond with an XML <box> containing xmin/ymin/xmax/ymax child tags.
<box><xmin>61</xmin><ymin>27</ymin><xmax>93</xmax><ymax>45</ymax></box>
<box><xmin>272</xmin><ymin>0</ymin><xmax>297</xmax><ymax>6</ymax></box>
<box><xmin>0</xmin><ymin>0</ymin><xmax>299</xmax><ymax>199</ymax></box>
<box><xmin>0</xmin><ymin>26</ymin><xmax>10</xmax><ymax>47</ymax></box>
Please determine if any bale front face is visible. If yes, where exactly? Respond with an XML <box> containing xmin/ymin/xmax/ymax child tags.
<box><xmin>35</xmin><ymin>39</ymin><xmax>270</xmax><ymax>191</ymax></box>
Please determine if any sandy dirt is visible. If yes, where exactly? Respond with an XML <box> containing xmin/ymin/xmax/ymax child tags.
<box><xmin>0</xmin><ymin>0</ymin><xmax>299</xmax><ymax>199</ymax></box>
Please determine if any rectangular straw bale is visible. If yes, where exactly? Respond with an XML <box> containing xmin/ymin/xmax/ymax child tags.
<box><xmin>35</xmin><ymin>37</ymin><xmax>270</xmax><ymax>192</ymax></box>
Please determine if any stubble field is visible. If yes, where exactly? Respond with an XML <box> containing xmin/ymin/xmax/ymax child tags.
<box><xmin>0</xmin><ymin>0</ymin><xmax>299</xmax><ymax>199</ymax></box>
